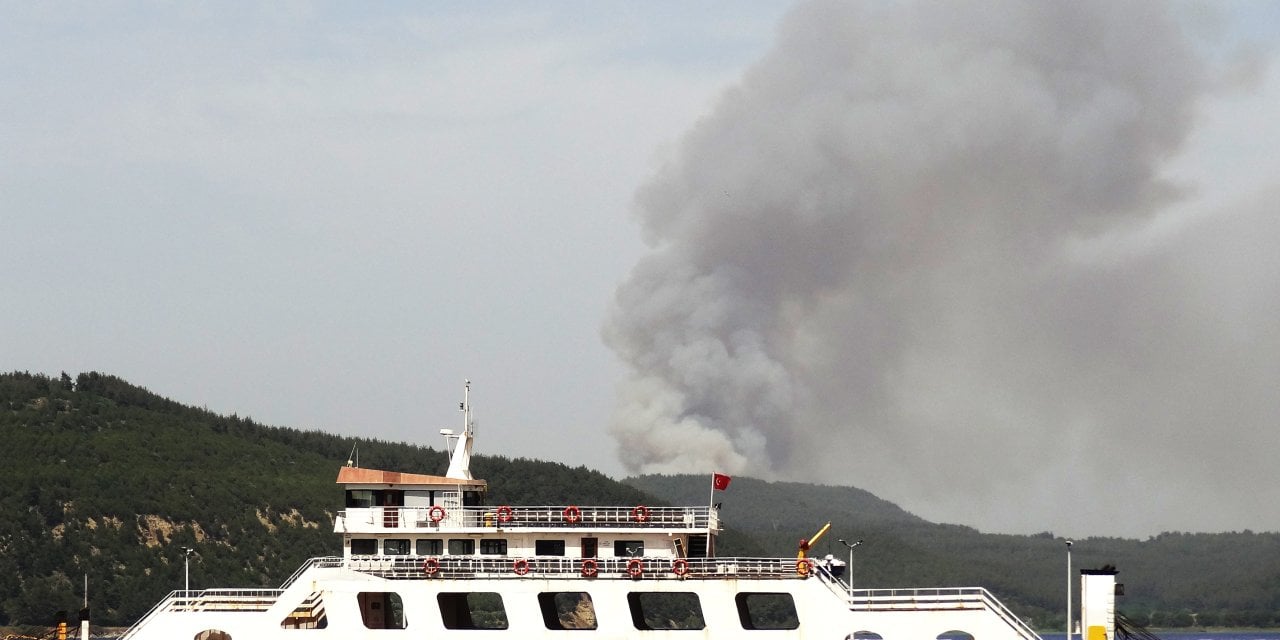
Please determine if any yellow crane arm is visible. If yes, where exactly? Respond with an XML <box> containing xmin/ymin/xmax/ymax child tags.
<box><xmin>797</xmin><ymin>522</ymin><xmax>832</xmax><ymax>558</ymax></box>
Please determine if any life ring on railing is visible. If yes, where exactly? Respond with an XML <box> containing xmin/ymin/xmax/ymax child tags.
<box><xmin>580</xmin><ymin>558</ymin><xmax>598</xmax><ymax>578</ymax></box>
<box><xmin>496</xmin><ymin>505</ymin><xmax>514</xmax><ymax>523</ymax></box>
<box><xmin>563</xmin><ymin>505</ymin><xmax>582</xmax><ymax>524</ymax></box>
<box><xmin>428</xmin><ymin>505</ymin><xmax>447</xmax><ymax>523</ymax></box>
<box><xmin>631</xmin><ymin>505</ymin><xmax>650</xmax><ymax>522</ymax></box>
<box><xmin>627</xmin><ymin>558</ymin><xmax>644</xmax><ymax>578</ymax></box>
<box><xmin>796</xmin><ymin>558</ymin><xmax>815</xmax><ymax>577</ymax></box>
<box><xmin>672</xmin><ymin>558</ymin><xmax>689</xmax><ymax>577</ymax></box>
<box><xmin>513</xmin><ymin>558</ymin><xmax>530</xmax><ymax>576</ymax></box>
<box><xmin>422</xmin><ymin>557</ymin><xmax>440</xmax><ymax>576</ymax></box>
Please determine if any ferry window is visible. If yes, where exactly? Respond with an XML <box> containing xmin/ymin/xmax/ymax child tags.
<box><xmin>614</xmin><ymin>540</ymin><xmax>644</xmax><ymax>557</ymax></box>
<box><xmin>854</xmin><ymin>632</ymin><xmax>885</xmax><ymax>639</ymax></box>
<box><xmin>627</xmin><ymin>592</ymin><xmax>705</xmax><ymax>630</ymax></box>
<box><xmin>735</xmin><ymin>592</ymin><xmax>799</xmax><ymax>630</ymax></box>
<box><xmin>479</xmin><ymin>539</ymin><xmax>508</xmax><ymax>555</ymax></box>
<box><xmin>417</xmin><ymin>539</ymin><xmax>443</xmax><ymax>555</ymax></box>
<box><xmin>438</xmin><ymin>592</ymin><xmax>508</xmax><ymax>630</ymax></box>
<box><xmin>194</xmin><ymin>631</ymin><xmax>231</xmax><ymax>640</ymax></box>
<box><xmin>357</xmin><ymin>592</ymin><xmax>406</xmax><ymax>629</ymax></box>
<box><xmin>463</xmin><ymin>490</ymin><xmax>484</xmax><ymax>506</ymax></box>
<box><xmin>938</xmin><ymin>631</ymin><xmax>975</xmax><ymax>640</ymax></box>
<box><xmin>536</xmin><ymin>540</ymin><xmax>566</xmax><ymax>556</ymax></box>
<box><xmin>538</xmin><ymin>592</ymin><xmax>597</xmax><ymax>630</ymax></box>
<box><xmin>383</xmin><ymin>539</ymin><xmax>410</xmax><ymax>555</ymax></box>
<box><xmin>346</xmin><ymin>490</ymin><xmax>373</xmax><ymax>508</ymax></box>
<box><xmin>350</xmin><ymin>539</ymin><xmax>377</xmax><ymax>555</ymax></box>
<box><xmin>448</xmin><ymin>539</ymin><xmax>475</xmax><ymax>555</ymax></box>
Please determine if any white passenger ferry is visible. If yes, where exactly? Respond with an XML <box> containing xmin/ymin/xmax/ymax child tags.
<box><xmin>118</xmin><ymin>383</ymin><xmax>1101</xmax><ymax>640</ymax></box>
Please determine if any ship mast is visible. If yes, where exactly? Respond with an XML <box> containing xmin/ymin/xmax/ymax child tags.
<box><xmin>443</xmin><ymin>379</ymin><xmax>475</xmax><ymax>480</ymax></box>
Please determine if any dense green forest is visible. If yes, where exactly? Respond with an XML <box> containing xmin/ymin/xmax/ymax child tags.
<box><xmin>2</xmin><ymin>371</ymin><xmax>1278</xmax><ymax>630</ymax></box>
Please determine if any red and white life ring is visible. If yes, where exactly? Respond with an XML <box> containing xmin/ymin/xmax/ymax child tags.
<box><xmin>627</xmin><ymin>558</ymin><xmax>644</xmax><ymax>578</ymax></box>
<box><xmin>672</xmin><ymin>558</ymin><xmax>689</xmax><ymax>576</ymax></box>
<box><xmin>428</xmin><ymin>505</ymin><xmax>447</xmax><ymax>523</ymax></box>
<box><xmin>631</xmin><ymin>505</ymin><xmax>650</xmax><ymax>523</ymax></box>
<box><xmin>496</xmin><ymin>505</ymin><xmax>514</xmax><ymax>523</ymax></box>
<box><xmin>422</xmin><ymin>557</ymin><xmax>439</xmax><ymax>576</ymax></box>
<box><xmin>580</xmin><ymin>558</ymin><xmax>598</xmax><ymax>578</ymax></box>
<box><xmin>563</xmin><ymin>505</ymin><xmax>582</xmax><ymax>524</ymax></box>
<box><xmin>513</xmin><ymin>558</ymin><xmax>530</xmax><ymax>576</ymax></box>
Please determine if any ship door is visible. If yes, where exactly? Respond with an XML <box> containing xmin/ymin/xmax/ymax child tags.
<box><xmin>380</xmin><ymin>491</ymin><xmax>404</xmax><ymax>528</ymax></box>
<box><xmin>581</xmin><ymin>537</ymin><xmax>598</xmax><ymax>558</ymax></box>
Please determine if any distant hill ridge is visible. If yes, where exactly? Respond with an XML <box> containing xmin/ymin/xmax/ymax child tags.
<box><xmin>3</xmin><ymin>371</ymin><xmax>1280</xmax><ymax>630</ymax></box>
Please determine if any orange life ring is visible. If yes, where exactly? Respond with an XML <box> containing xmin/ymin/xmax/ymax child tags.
<box><xmin>580</xmin><ymin>558</ymin><xmax>598</xmax><ymax>578</ymax></box>
<box><xmin>796</xmin><ymin>558</ymin><xmax>814</xmax><ymax>577</ymax></box>
<box><xmin>627</xmin><ymin>558</ymin><xmax>644</xmax><ymax>578</ymax></box>
<box><xmin>672</xmin><ymin>558</ymin><xmax>689</xmax><ymax>576</ymax></box>
<box><xmin>563</xmin><ymin>505</ymin><xmax>582</xmax><ymax>524</ymax></box>
<box><xmin>429</xmin><ymin>505</ymin><xmax>447</xmax><ymax>523</ymax></box>
<box><xmin>496</xmin><ymin>505</ymin><xmax>514</xmax><ymax>523</ymax></box>
<box><xmin>631</xmin><ymin>505</ymin><xmax>650</xmax><ymax>522</ymax></box>
<box><xmin>513</xmin><ymin>558</ymin><xmax>530</xmax><ymax>576</ymax></box>
<box><xmin>422</xmin><ymin>557</ymin><xmax>439</xmax><ymax>576</ymax></box>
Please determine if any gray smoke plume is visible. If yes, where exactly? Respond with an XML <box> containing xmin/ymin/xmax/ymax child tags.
<box><xmin>604</xmin><ymin>0</ymin><xmax>1280</xmax><ymax>536</ymax></box>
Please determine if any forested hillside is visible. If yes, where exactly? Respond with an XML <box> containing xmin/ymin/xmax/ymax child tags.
<box><xmin>3</xmin><ymin>371</ymin><xmax>1279</xmax><ymax>631</ymax></box>
<box><xmin>0</xmin><ymin>371</ymin><xmax>657</xmax><ymax>626</ymax></box>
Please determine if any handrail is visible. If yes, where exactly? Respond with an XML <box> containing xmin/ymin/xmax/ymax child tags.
<box><xmin>346</xmin><ymin>555</ymin><xmax>812</xmax><ymax>581</ymax></box>
<box><xmin>847</xmin><ymin>586</ymin><xmax>1041</xmax><ymax>640</ymax></box>
<box><xmin>337</xmin><ymin>505</ymin><xmax>711</xmax><ymax>531</ymax></box>
<box><xmin>280</xmin><ymin>556</ymin><xmax>344</xmax><ymax>589</ymax></box>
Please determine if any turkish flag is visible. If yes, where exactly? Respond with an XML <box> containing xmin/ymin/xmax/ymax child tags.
<box><xmin>713</xmin><ymin>473</ymin><xmax>732</xmax><ymax>491</ymax></box>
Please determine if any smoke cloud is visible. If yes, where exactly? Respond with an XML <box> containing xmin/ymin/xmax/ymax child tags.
<box><xmin>604</xmin><ymin>0</ymin><xmax>1280</xmax><ymax>536</ymax></box>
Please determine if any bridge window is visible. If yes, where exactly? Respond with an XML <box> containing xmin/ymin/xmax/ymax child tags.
<box><xmin>448</xmin><ymin>539</ymin><xmax>475</xmax><ymax>555</ymax></box>
<box><xmin>536</xmin><ymin>540</ymin><xmax>566</xmax><ymax>556</ymax></box>
<box><xmin>479</xmin><ymin>539</ymin><xmax>508</xmax><ymax>555</ymax></box>
<box><xmin>383</xmin><ymin>539</ymin><xmax>410</xmax><ymax>555</ymax></box>
<box><xmin>357</xmin><ymin>592</ymin><xmax>406</xmax><ymax>629</ymax></box>
<box><xmin>350</xmin><ymin>539</ymin><xmax>376</xmax><ymax>555</ymax></box>
<box><xmin>539</xmin><ymin>592</ymin><xmax>597</xmax><ymax>630</ymax></box>
<box><xmin>614</xmin><ymin>540</ymin><xmax>644</xmax><ymax>557</ymax></box>
<box><xmin>346</xmin><ymin>489</ymin><xmax>373</xmax><ymax>508</ymax></box>
<box><xmin>417</xmin><ymin>538</ymin><xmax>443</xmax><ymax>555</ymax></box>
<box><xmin>938</xmin><ymin>631</ymin><xmax>975</xmax><ymax>640</ymax></box>
<box><xmin>438</xmin><ymin>592</ymin><xmax>508</xmax><ymax>629</ymax></box>
<box><xmin>194</xmin><ymin>631</ymin><xmax>231</xmax><ymax>640</ymax></box>
<box><xmin>735</xmin><ymin>592</ymin><xmax>799</xmax><ymax>630</ymax></box>
<box><xmin>627</xmin><ymin>592</ymin><xmax>705</xmax><ymax>630</ymax></box>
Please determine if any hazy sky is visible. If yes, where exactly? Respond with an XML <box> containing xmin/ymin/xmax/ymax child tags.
<box><xmin>4</xmin><ymin>2</ymin><xmax>1279</xmax><ymax>539</ymax></box>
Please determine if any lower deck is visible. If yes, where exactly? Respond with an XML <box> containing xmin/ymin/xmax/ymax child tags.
<box><xmin>121</xmin><ymin>559</ymin><xmax>1043</xmax><ymax>640</ymax></box>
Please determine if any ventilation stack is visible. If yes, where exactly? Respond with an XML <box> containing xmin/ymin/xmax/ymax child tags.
<box><xmin>1081</xmin><ymin>567</ymin><xmax>1121</xmax><ymax>640</ymax></box>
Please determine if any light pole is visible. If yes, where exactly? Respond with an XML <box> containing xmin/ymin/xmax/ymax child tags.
<box><xmin>181</xmin><ymin>546</ymin><xmax>194</xmax><ymax>593</ymax></box>
<box><xmin>1066</xmin><ymin>540</ymin><xmax>1073</xmax><ymax>640</ymax></box>
<box><xmin>837</xmin><ymin>538</ymin><xmax>862</xmax><ymax>598</ymax></box>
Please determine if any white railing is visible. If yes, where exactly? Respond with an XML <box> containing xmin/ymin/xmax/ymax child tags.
<box><xmin>345</xmin><ymin>555</ymin><xmax>812</xmax><ymax>581</ymax></box>
<box><xmin>338</xmin><ymin>505</ymin><xmax>711</xmax><ymax>532</ymax></box>
<box><xmin>118</xmin><ymin>589</ymin><xmax>284</xmax><ymax>640</ymax></box>
<box><xmin>849</xmin><ymin>587</ymin><xmax>1041</xmax><ymax>640</ymax></box>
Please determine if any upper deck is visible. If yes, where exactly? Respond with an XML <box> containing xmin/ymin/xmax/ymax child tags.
<box><xmin>335</xmin><ymin>504</ymin><xmax>718</xmax><ymax>534</ymax></box>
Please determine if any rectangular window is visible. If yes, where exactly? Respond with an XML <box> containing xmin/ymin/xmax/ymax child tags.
<box><xmin>627</xmin><ymin>592</ymin><xmax>705</xmax><ymax>630</ymax></box>
<box><xmin>346</xmin><ymin>490</ymin><xmax>374</xmax><ymax>508</ymax></box>
<box><xmin>438</xmin><ymin>592</ymin><xmax>508</xmax><ymax>630</ymax></box>
<box><xmin>448</xmin><ymin>539</ymin><xmax>476</xmax><ymax>555</ymax></box>
<box><xmin>383</xmin><ymin>539</ymin><xmax>410</xmax><ymax>556</ymax></box>
<box><xmin>357</xmin><ymin>592</ymin><xmax>407</xmax><ymax>630</ymax></box>
<box><xmin>416</xmin><ymin>539</ymin><xmax>443</xmax><ymax>555</ymax></box>
<box><xmin>538</xmin><ymin>592</ymin><xmax>597</xmax><ymax>630</ymax></box>
<box><xmin>535</xmin><ymin>540</ymin><xmax>566</xmax><ymax>556</ymax></box>
<box><xmin>479</xmin><ymin>539</ymin><xmax>508</xmax><ymax>555</ymax></box>
<box><xmin>350</xmin><ymin>539</ymin><xmax>377</xmax><ymax>555</ymax></box>
<box><xmin>735</xmin><ymin>592</ymin><xmax>800</xmax><ymax>630</ymax></box>
<box><xmin>614</xmin><ymin>540</ymin><xmax>644</xmax><ymax>557</ymax></box>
